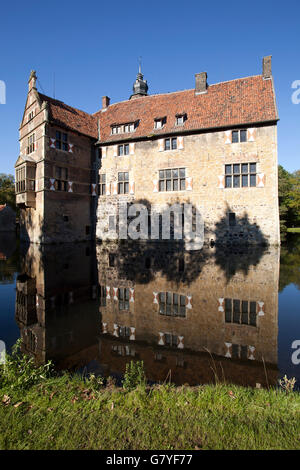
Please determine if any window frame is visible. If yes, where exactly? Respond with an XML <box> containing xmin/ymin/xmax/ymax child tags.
<box><xmin>159</xmin><ymin>291</ymin><xmax>186</xmax><ymax>317</ymax></box>
<box><xmin>118</xmin><ymin>144</ymin><xmax>130</xmax><ymax>156</ymax></box>
<box><xmin>158</xmin><ymin>167</ymin><xmax>186</xmax><ymax>192</ymax></box>
<box><xmin>99</xmin><ymin>173</ymin><xmax>106</xmax><ymax>196</ymax></box>
<box><xmin>225</xmin><ymin>163</ymin><xmax>257</xmax><ymax>189</ymax></box>
<box><xmin>225</xmin><ymin>298</ymin><xmax>257</xmax><ymax>327</ymax></box>
<box><xmin>118</xmin><ymin>287</ymin><xmax>130</xmax><ymax>311</ymax></box>
<box><xmin>154</xmin><ymin>117</ymin><xmax>166</xmax><ymax>129</ymax></box>
<box><xmin>175</xmin><ymin>114</ymin><xmax>186</xmax><ymax>126</ymax></box>
<box><xmin>164</xmin><ymin>137</ymin><xmax>177</xmax><ymax>151</ymax></box>
<box><xmin>54</xmin><ymin>166</ymin><xmax>68</xmax><ymax>191</ymax></box>
<box><xmin>232</xmin><ymin>129</ymin><xmax>247</xmax><ymax>143</ymax></box>
<box><xmin>55</xmin><ymin>131</ymin><xmax>68</xmax><ymax>151</ymax></box>
<box><xmin>118</xmin><ymin>172</ymin><xmax>129</xmax><ymax>194</ymax></box>
<box><xmin>27</xmin><ymin>133</ymin><xmax>35</xmax><ymax>154</ymax></box>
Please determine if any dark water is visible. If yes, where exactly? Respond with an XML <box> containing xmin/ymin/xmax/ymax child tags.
<box><xmin>0</xmin><ymin>233</ymin><xmax>299</xmax><ymax>389</ymax></box>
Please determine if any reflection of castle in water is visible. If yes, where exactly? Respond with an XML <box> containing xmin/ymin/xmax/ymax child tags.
<box><xmin>15</xmin><ymin>241</ymin><xmax>280</xmax><ymax>387</ymax></box>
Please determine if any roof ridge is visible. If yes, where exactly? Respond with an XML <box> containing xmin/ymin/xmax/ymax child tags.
<box><xmin>38</xmin><ymin>92</ymin><xmax>95</xmax><ymax>118</ymax></box>
<box><xmin>93</xmin><ymin>74</ymin><xmax>262</xmax><ymax>113</ymax></box>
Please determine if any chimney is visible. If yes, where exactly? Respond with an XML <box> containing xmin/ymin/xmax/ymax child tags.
<box><xmin>262</xmin><ymin>56</ymin><xmax>272</xmax><ymax>79</ymax></box>
<box><xmin>28</xmin><ymin>70</ymin><xmax>37</xmax><ymax>91</ymax></box>
<box><xmin>195</xmin><ymin>72</ymin><xmax>207</xmax><ymax>94</ymax></box>
<box><xmin>102</xmin><ymin>96</ymin><xmax>110</xmax><ymax>109</ymax></box>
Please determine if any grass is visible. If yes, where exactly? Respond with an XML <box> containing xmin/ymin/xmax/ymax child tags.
<box><xmin>1</xmin><ymin>375</ymin><xmax>300</xmax><ymax>450</ymax></box>
<box><xmin>287</xmin><ymin>228</ymin><xmax>300</xmax><ymax>233</ymax></box>
<box><xmin>0</xmin><ymin>349</ymin><xmax>300</xmax><ymax>450</ymax></box>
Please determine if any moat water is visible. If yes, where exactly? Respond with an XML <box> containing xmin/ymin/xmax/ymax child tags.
<box><xmin>0</xmin><ymin>233</ymin><xmax>299</xmax><ymax>389</ymax></box>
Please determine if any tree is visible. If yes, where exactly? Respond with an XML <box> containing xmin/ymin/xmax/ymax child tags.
<box><xmin>0</xmin><ymin>173</ymin><xmax>16</xmax><ymax>211</ymax></box>
<box><xmin>287</xmin><ymin>170</ymin><xmax>300</xmax><ymax>226</ymax></box>
<box><xmin>278</xmin><ymin>165</ymin><xmax>300</xmax><ymax>234</ymax></box>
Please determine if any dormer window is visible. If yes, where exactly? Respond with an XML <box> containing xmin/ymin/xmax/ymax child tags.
<box><xmin>124</xmin><ymin>123</ymin><xmax>135</xmax><ymax>133</ymax></box>
<box><xmin>176</xmin><ymin>113</ymin><xmax>186</xmax><ymax>126</ymax></box>
<box><xmin>154</xmin><ymin>117</ymin><xmax>166</xmax><ymax>129</ymax></box>
<box><xmin>112</xmin><ymin>125</ymin><xmax>122</xmax><ymax>135</ymax></box>
<box><xmin>111</xmin><ymin>122</ymin><xmax>137</xmax><ymax>135</ymax></box>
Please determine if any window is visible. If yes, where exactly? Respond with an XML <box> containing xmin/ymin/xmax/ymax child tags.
<box><xmin>159</xmin><ymin>168</ymin><xmax>185</xmax><ymax>192</ymax></box>
<box><xmin>99</xmin><ymin>174</ymin><xmax>106</xmax><ymax>195</ymax></box>
<box><xmin>54</xmin><ymin>166</ymin><xmax>68</xmax><ymax>191</ymax></box>
<box><xmin>159</xmin><ymin>292</ymin><xmax>186</xmax><ymax>317</ymax></box>
<box><xmin>111</xmin><ymin>122</ymin><xmax>137</xmax><ymax>135</ymax></box>
<box><xmin>63</xmin><ymin>215</ymin><xmax>69</xmax><ymax>222</ymax></box>
<box><xmin>176</xmin><ymin>114</ymin><xmax>186</xmax><ymax>126</ymax></box>
<box><xmin>55</xmin><ymin>131</ymin><xmax>68</xmax><ymax>151</ymax></box>
<box><xmin>164</xmin><ymin>334</ymin><xmax>178</xmax><ymax>348</ymax></box>
<box><xmin>124</xmin><ymin>123</ymin><xmax>135</xmax><ymax>133</ymax></box>
<box><xmin>119</xmin><ymin>288</ymin><xmax>130</xmax><ymax>310</ymax></box>
<box><xmin>225</xmin><ymin>163</ymin><xmax>256</xmax><ymax>188</ymax></box>
<box><xmin>225</xmin><ymin>298</ymin><xmax>257</xmax><ymax>326</ymax></box>
<box><xmin>118</xmin><ymin>172</ymin><xmax>129</xmax><ymax>194</ymax></box>
<box><xmin>27</xmin><ymin>133</ymin><xmax>35</xmax><ymax>154</ymax></box>
<box><xmin>232</xmin><ymin>129</ymin><xmax>247</xmax><ymax>143</ymax></box>
<box><xmin>111</xmin><ymin>345</ymin><xmax>136</xmax><ymax>356</ymax></box>
<box><xmin>232</xmin><ymin>344</ymin><xmax>248</xmax><ymax>360</ymax></box>
<box><xmin>99</xmin><ymin>285</ymin><xmax>106</xmax><ymax>307</ymax></box>
<box><xmin>111</xmin><ymin>125</ymin><xmax>122</xmax><ymax>135</ymax></box>
<box><xmin>119</xmin><ymin>326</ymin><xmax>130</xmax><ymax>338</ymax></box>
<box><xmin>118</xmin><ymin>144</ymin><xmax>129</xmax><ymax>156</ymax></box>
<box><xmin>229</xmin><ymin>213</ymin><xmax>236</xmax><ymax>227</ymax></box>
<box><xmin>16</xmin><ymin>165</ymin><xmax>35</xmax><ymax>193</ymax></box>
<box><xmin>176</xmin><ymin>357</ymin><xmax>185</xmax><ymax>367</ymax></box>
<box><xmin>164</xmin><ymin>138</ymin><xmax>177</xmax><ymax>151</ymax></box>
<box><xmin>16</xmin><ymin>166</ymin><xmax>26</xmax><ymax>193</ymax></box>
<box><xmin>154</xmin><ymin>353</ymin><xmax>165</xmax><ymax>362</ymax></box>
<box><xmin>154</xmin><ymin>117</ymin><xmax>166</xmax><ymax>129</ymax></box>
<box><xmin>28</xmin><ymin>111</ymin><xmax>34</xmax><ymax>121</ymax></box>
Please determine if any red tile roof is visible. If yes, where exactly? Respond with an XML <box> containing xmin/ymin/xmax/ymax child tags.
<box><xmin>38</xmin><ymin>93</ymin><xmax>98</xmax><ymax>139</ymax></box>
<box><xmin>95</xmin><ymin>75</ymin><xmax>278</xmax><ymax>144</ymax></box>
<box><xmin>38</xmin><ymin>74</ymin><xmax>278</xmax><ymax>143</ymax></box>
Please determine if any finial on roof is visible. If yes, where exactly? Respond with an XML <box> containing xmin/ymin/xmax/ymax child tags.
<box><xmin>28</xmin><ymin>70</ymin><xmax>37</xmax><ymax>91</ymax></box>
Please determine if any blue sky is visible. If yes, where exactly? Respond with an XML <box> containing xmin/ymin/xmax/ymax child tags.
<box><xmin>0</xmin><ymin>0</ymin><xmax>299</xmax><ymax>174</ymax></box>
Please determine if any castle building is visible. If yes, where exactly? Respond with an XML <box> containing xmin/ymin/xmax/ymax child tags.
<box><xmin>15</xmin><ymin>57</ymin><xmax>280</xmax><ymax>245</ymax></box>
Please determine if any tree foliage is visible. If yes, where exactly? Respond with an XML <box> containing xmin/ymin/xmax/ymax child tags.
<box><xmin>278</xmin><ymin>165</ymin><xmax>300</xmax><ymax>234</ymax></box>
<box><xmin>0</xmin><ymin>173</ymin><xmax>16</xmax><ymax>211</ymax></box>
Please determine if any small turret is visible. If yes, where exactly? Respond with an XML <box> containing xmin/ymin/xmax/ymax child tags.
<box><xmin>130</xmin><ymin>63</ymin><xmax>148</xmax><ymax>99</ymax></box>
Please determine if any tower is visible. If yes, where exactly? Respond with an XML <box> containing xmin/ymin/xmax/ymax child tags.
<box><xmin>130</xmin><ymin>62</ymin><xmax>148</xmax><ymax>99</ymax></box>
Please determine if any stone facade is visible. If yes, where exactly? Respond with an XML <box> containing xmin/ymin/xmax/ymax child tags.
<box><xmin>15</xmin><ymin>57</ymin><xmax>280</xmax><ymax>245</ymax></box>
<box><xmin>96</xmin><ymin>124</ymin><xmax>279</xmax><ymax>245</ymax></box>
<box><xmin>15</xmin><ymin>71</ymin><xmax>98</xmax><ymax>243</ymax></box>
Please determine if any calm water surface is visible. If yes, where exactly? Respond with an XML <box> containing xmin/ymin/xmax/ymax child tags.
<box><xmin>0</xmin><ymin>233</ymin><xmax>299</xmax><ymax>389</ymax></box>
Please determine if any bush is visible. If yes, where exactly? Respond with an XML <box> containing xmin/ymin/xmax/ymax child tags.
<box><xmin>0</xmin><ymin>339</ymin><xmax>53</xmax><ymax>390</ymax></box>
<box><xmin>123</xmin><ymin>360</ymin><xmax>146</xmax><ymax>391</ymax></box>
